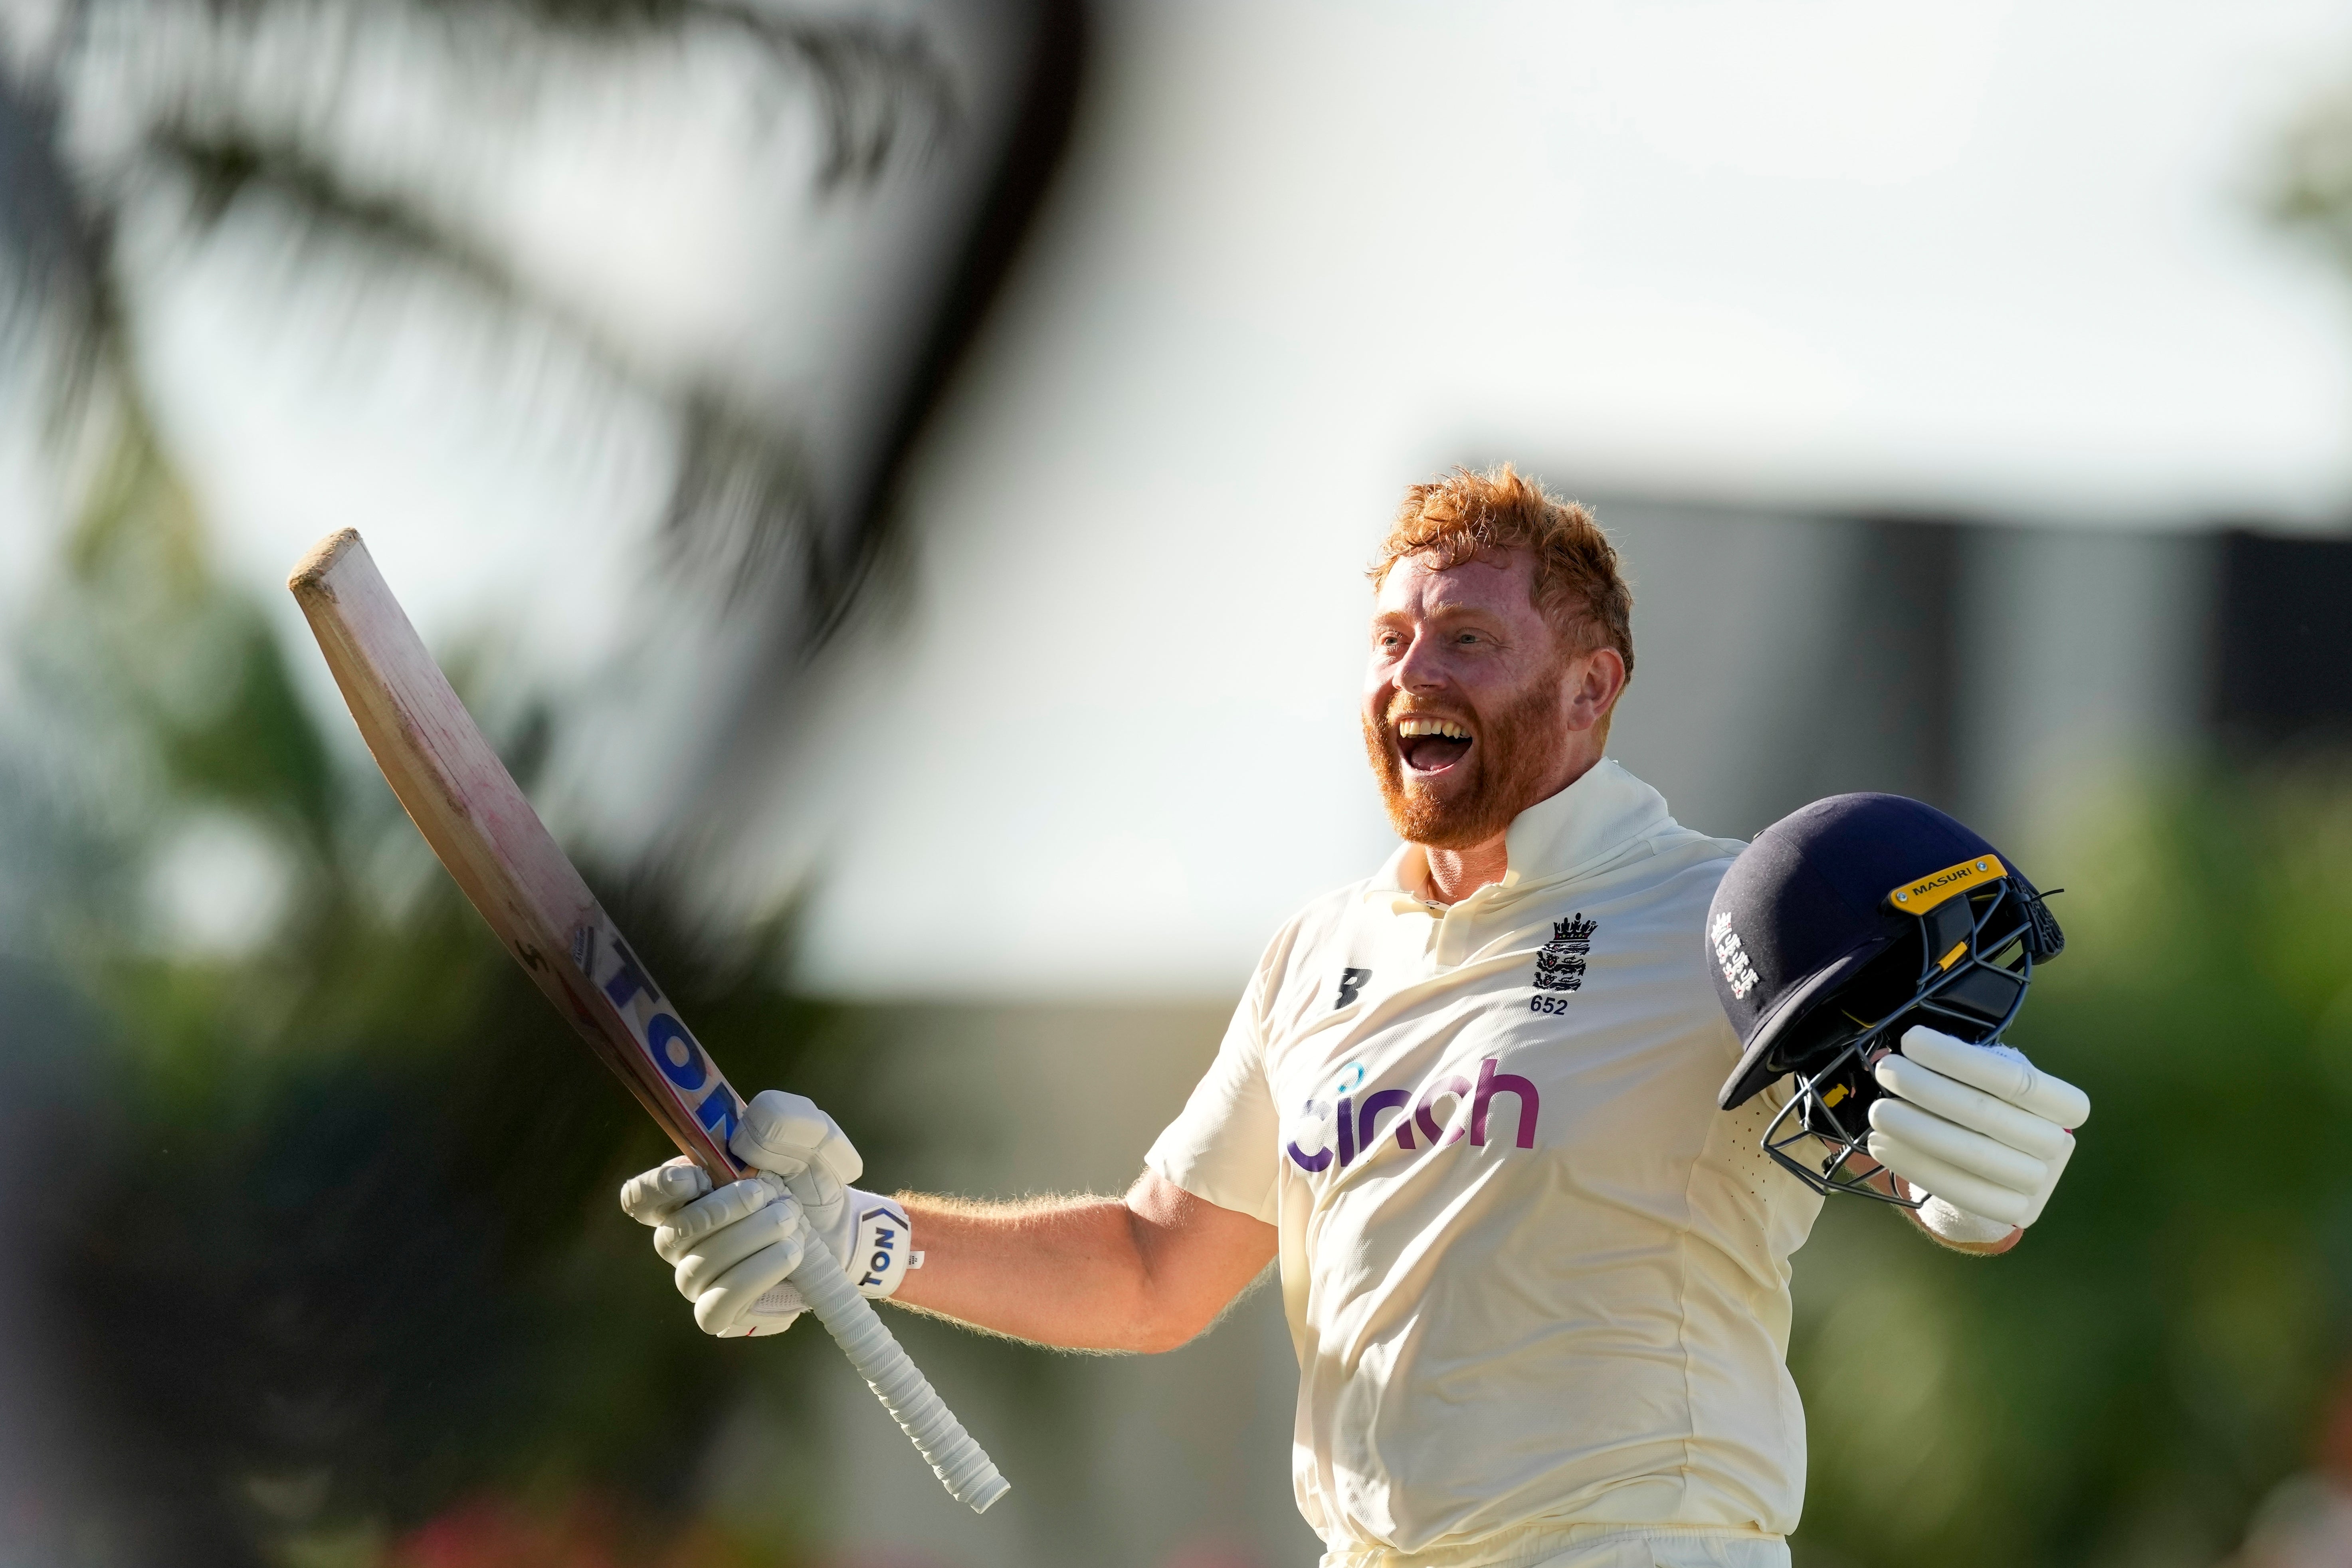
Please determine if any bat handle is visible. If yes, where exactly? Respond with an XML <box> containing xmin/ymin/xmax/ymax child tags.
<box><xmin>788</xmin><ymin>1232</ymin><xmax>1012</xmax><ymax>1515</ymax></box>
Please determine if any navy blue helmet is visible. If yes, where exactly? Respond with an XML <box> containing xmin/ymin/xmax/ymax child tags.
<box><xmin>1705</xmin><ymin>793</ymin><xmax>2065</xmax><ymax>1201</ymax></box>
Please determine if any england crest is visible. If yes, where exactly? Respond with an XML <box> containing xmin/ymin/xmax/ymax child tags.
<box><xmin>1534</xmin><ymin>913</ymin><xmax>1596</xmax><ymax>993</ymax></box>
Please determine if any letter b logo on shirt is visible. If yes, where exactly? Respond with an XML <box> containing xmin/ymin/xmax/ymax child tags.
<box><xmin>1334</xmin><ymin>968</ymin><xmax>1373</xmax><ymax>1010</ymax></box>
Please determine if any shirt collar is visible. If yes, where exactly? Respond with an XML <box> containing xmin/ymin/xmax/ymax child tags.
<box><xmin>1368</xmin><ymin>758</ymin><xmax>1675</xmax><ymax>911</ymax></box>
<box><xmin>1499</xmin><ymin>758</ymin><xmax>1673</xmax><ymax>890</ymax></box>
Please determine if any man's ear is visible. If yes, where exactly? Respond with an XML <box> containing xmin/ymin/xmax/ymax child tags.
<box><xmin>1568</xmin><ymin>646</ymin><xmax>1628</xmax><ymax>731</ymax></box>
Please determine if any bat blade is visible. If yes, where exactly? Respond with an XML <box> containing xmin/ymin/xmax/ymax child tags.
<box><xmin>287</xmin><ymin>528</ymin><xmax>1007</xmax><ymax>1514</ymax></box>
<box><xmin>287</xmin><ymin>527</ymin><xmax>746</xmax><ymax>1184</ymax></box>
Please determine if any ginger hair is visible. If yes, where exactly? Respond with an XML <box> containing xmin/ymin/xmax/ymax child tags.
<box><xmin>1367</xmin><ymin>463</ymin><xmax>1633</xmax><ymax>680</ymax></box>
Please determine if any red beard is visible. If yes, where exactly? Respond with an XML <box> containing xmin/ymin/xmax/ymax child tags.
<box><xmin>1363</xmin><ymin>681</ymin><xmax>1566</xmax><ymax>850</ymax></box>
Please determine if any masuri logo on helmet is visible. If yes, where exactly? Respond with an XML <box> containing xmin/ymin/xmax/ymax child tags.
<box><xmin>1705</xmin><ymin>794</ymin><xmax>2066</xmax><ymax>1205</ymax></box>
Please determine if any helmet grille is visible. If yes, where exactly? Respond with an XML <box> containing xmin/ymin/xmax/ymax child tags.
<box><xmin>1759</xmin><ymin>876</ymin><xmax>2047</xmax><ymax>1205</ymax></box>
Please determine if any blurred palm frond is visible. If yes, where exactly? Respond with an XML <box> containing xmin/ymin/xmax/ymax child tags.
<box><xmin>0</xmin><ymin>0</ymin><xmax>959</xmax><ymax>626</ymax></box>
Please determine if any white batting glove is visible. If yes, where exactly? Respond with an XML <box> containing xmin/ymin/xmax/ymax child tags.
<box><xmin>1868</xmin><ymin>1026</ymin><xmax>2091</xmax><ymax>1236</ymax></box>
<box><xmin>619</xmin><ymin>1160</ymin><xmax>811</xmax><ymax>1338</ymax></box>
<box><xmin>728</xmin><ymin>1089</ymin><xmax>917</xmax><ymax>1309</ymax></box>
<box><xmin>616</xmin><ymin>1091</ymin><xmax>917</xmax><ymax>1340</ymax></box>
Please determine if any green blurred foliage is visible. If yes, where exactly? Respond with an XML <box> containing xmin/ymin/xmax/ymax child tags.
<box><xmin>0</xmin><ymin>407</ymin><xmax>883</xmax><ymax>1566</ymax></box>
<box><xmin>1790</xmin><ymin>774</ymin><xmax>2352</xmax><ymax>1568</ymax></box>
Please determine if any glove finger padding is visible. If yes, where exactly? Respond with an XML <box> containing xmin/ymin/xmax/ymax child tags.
<box><xmin>1872</xmin><ymin>1054</ymin><xmax>2072</xmax><ymax>1161</ymax></box>
<box><xmin>1866</xmin><ymin>1098</ymin><xmax>2049</xmax><ymax>1193</ymax></box>
<box><xmin>653</xmin><ymin>1175</ymin><xmax>787</xmax><ymax>1265</ymax></box>
<box><xmin>685</xmin><ymin>1204</ymin><xmax>811</xmax><ymax>1338</ymax></box>
<box><xmin>1866</xmin><ymin>1129</ymin><xmax>2035</xmax><ymax>1226</ymax></box>
<box><xmin>733</xmin><ymin>1090</ymin><xmax>864</xmax><ymax>1235</ymax></box>
<box><xmin>2012</xmin><ymin>1129</ymin><xmax>2073</xmax><ymax>1228</ymax></box>
<box><xmin>1899</xmin><ymin>1026</ymin><xmax>2090</xmax><ymax>1127</ymax></box>
<box><xmin>619</xmin><ymin>1157</ymin><xmax>711</xmax><ymax>1225</ymax></box>
<box><xmin>733</xmin><ymin>1091</ymin><xmax>863</xmax><ymax>1184</ymax></box>
<box><xmin>673</xmin><ymin>1192</ymin><xmax>806</xmax><ymax>1299</ymax></box>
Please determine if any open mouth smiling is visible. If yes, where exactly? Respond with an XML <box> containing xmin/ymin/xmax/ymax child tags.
<box><xmin>1396</xmin><ymin>715</ymin><xmax>1473</xmax><ymax>776</ymax></box>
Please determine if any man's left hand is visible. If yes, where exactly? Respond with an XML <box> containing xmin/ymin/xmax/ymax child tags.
<box><xmin>1868</xmin><ymin>1025</ymin><xmax>2091</xmax><ymax>1234</ymax></box>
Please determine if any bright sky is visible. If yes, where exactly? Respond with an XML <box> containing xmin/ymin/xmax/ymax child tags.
<box><xmin>37</xmin><ymin>0</ymin><xmax>2352</xmax><ymax>990</ymax></box>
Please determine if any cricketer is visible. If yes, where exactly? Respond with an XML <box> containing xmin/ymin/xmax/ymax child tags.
<box><xmin>619</xmin><ymin>465</ymin><xmax>2091</xmax><ymax>1568</ymax></box>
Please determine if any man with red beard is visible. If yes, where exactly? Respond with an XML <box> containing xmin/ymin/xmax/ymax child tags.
<box><xmin>618</xmin><ymin>466</ymin><xmax>1994</xmax><ymax>1567</ymax></box>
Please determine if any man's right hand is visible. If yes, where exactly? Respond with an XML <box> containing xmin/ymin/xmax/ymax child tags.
<box><xmin>619</xmin><ymin>1090</ymin><xmax>917</xmax><ymax>1338</ymax></box>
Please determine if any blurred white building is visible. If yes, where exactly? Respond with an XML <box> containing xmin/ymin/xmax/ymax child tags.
<box><xmin>707</xmin><ymin>0</ymin><xmax>2352</xmax><ymax>1002</ymax></box>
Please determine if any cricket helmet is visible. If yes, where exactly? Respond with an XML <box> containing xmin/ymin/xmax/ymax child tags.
<box><xmin>1707</xmin><ymin>793</ymin><xmax>2065</xmax><ymax>1203</ymax></box>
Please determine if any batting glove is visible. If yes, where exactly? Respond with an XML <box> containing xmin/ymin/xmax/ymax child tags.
<box><xmin>616</xmin><ymin>1093</ymin><xmax>917</xmax><ymax>1340</ymax></box>
<box><xmin>727</xmin><ymin>1089</ymin><xmax>917</xmax><ymax>1312</ymax></box>
<box><xmin>620</xmin><ymin>1161</ymin><xmax>811</xmax><ymax>1337</ymax></box>
<box><xmin>1867</xmin><ymin>1026</ymin><xmax>2091</xmax><ymax>1237</ymax></box>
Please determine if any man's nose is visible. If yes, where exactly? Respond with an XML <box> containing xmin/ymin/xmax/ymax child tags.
<box><xmin>1392</xmin><ymin>628</ymin><xmax>1449</xmax><ymax>692</ymax></box>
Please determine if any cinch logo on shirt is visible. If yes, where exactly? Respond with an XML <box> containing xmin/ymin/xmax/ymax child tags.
<box><xmin>1285</xmin><ymin>1057</ymin><xmax>1539</xmax><ymax>1172</ymax></box>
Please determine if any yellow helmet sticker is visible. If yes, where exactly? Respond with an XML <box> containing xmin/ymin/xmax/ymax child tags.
<box><xmin>1887</xmin><ymin>853</ymin><xmax>2007</xmax><ymax>914</ymax></box>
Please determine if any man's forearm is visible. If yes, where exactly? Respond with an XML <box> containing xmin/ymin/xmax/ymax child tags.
<box><xmin>886</xmin><ymin>1172</ymin><xmax>1278</xmax><ymax>1353</ymax></box>
<box><xmin>888</xmin><ymin>1193</ymin><xmax>1164</xmax><ymax>1350</ymax></box>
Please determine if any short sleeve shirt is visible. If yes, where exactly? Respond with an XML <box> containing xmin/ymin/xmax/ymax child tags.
<box><xmin>1146</xmin><ymin>761</ymin><xmax>1824</xmax><ymax>1561</ymax></box>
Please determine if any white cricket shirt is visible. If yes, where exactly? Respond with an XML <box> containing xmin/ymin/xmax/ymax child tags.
<box><xmin>1146</xmin><ymin>761</ymin><xmax>1823</xmax><ymax>1565</ymax></box>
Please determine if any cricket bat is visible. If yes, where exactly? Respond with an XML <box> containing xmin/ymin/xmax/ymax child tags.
<box><xmin>288</xmin><ymin>528</ymin><xmax>1008</xmax><ymax>1515</ymax></box>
